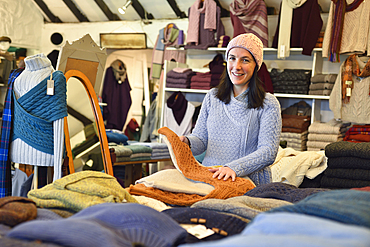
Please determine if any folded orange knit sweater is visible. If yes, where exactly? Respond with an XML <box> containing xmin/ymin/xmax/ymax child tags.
<box><xmin>127</xmin><ymin>127</ymin><xmax>255</xmax><ymax>206</ymax></box>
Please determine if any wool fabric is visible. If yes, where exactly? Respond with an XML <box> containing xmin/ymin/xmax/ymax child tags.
<box><xmin>7</xmin><ymin>203</ymin><xmax>188</xmax><ymax>247</ymax></box>
<box><xmin>27</xmin><ymin>171</ymin><xmax>138</xmax><ymax>212</ymax></box>
<box><xmin>163</xmin><ymin>207</ymin><xmax>248</xmax><ymax>243</ymax></box>
<box><xmin>268</xmin><ymin>189</ymin><xmax>370</xmax><ymax>228</ymax></box>
<box><xmin>10</xmin><ymin>54</ymin><xmax>65</xmax><ymax>181</ymax></box>
<box><xmin>190</xmin><ymin>195</ymin><xmax>292</xmax><ymax>221</ymax></box>
<box><xmin>225</xmin><ymin>33</ymin><xmax>263</xmax><ymax>70</ymax></box>
<box><xmin>0</xmin><ymin>196</ymin><xmax>37</xmax><ymax>227</ymax></box>
<box><xmin>244</xmin><ymin>182</ymin><xmax>329</xmax><ymax>203</ymax></box>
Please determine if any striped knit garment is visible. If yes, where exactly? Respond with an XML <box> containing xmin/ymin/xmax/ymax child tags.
<box><xmin>229</xmin><ymin>0</ymin><xmax>269</xmax><ymax>47</ymax></box>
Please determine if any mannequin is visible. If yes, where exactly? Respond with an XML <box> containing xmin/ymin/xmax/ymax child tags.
<box><xmin>9</xmin><ymin>53</ymin><xmax>68</xmax><ymax>182</ymax></box>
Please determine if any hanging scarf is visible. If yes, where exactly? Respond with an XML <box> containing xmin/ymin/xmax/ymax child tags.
<box><xmin>110</xmin><ymin>60</ymin><xmax>127</xmax><ymax>83</ymax></box>
<box><xmin>186</xmin><ymin>0</ymin><xmax>217</xmax><ymax>45</ymax></box>
<box><xmin>341</xmin><ymin>54</ymin><xmax>370</xmax><ymax>103</ymax></box>
<box><xmin>229</xmin><ymin>0</ymin><xmax>268</xmax><ymax>47</ymax></box>
<box><xmin>277</xmin><ymin>0</ymin><xmax>308</xmax><ymax>59</ymax></box>
<box><xmin>329</xmin><ymin>0</ymin><xmax>364</xmax><ymax>62</ymax></box>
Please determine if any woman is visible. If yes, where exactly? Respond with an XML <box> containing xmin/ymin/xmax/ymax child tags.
<box><xmin>180</xmin><ymin>33</ymin><xmax>282</xmax><ymax>186</ymax></box>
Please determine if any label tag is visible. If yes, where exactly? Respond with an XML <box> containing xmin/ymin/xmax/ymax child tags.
<box><xmin>47</xmin><ymin>79</ymin><xmax>54</xmax><ymax>95</ymax></box>
<box><xmin>346</xmin><ymin>87</ymin><xmax>351</xmax><ymax>97</ymax></box>
<box><xmin>181</xmin><ymin>224</ymin><xmax>214</xmax><ymax>239</ymax></box>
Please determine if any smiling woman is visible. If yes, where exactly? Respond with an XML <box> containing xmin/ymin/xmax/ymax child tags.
<box><xmin>180</xmin><ymin>33</ymin><xmax>282</xmax><ymax>186</ymax></box>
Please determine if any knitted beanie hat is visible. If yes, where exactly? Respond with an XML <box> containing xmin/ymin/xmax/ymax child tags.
<box><xmin>225</xmin><ymin>33</ymin><xmax>263</xmax><ymax>70</ymax></box>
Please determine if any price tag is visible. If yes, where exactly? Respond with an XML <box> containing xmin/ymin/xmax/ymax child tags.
<box><xmin>47</xmin><ymin>71</ymin><xmax>54</xmax><ymax>95</ymax></box>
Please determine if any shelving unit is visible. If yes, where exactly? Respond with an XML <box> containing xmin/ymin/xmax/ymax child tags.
<box><xmin>159</xmin><ymin>47</ymin><xmax>338</xmax><ymax>129</ymax></box>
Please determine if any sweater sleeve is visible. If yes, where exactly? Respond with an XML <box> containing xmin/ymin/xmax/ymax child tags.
<box><xmin>225</xmin><ymin>94</ymin><xmax>282</xmax><ymax>177</ymax></box>
<box><xmin>186</xmin><ymin>91</ymin><xmax>213</xmax><ymax>156</ymax></box>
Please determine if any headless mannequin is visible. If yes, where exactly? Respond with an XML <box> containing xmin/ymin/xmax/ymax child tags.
<box><xmin>10</xmin><ymin>54</ymin><xmax>65</xmax><ymax>182</ymax></box>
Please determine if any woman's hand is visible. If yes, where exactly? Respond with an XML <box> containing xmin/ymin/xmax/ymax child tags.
<box><xmin>208</xmin><ymin>166</ymin><xmax>236</xmax><ymax>181</ymax></box>
<box><xmin>179</xmin><ymin>136</ymin><xmax>189</xmax><ymax>145</ymax></box>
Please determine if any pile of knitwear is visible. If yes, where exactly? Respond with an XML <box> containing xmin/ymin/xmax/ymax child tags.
<box><xmin>166</xmin><ymin>67</ymin><xmax>194</xmax><ymax>89</ymax></box>
<box><xmin>322</xmin><ymin>141</ymin><xmax>370</xmax><ymax>189</ymax></box>
<box><xmin>270</xmin><ymin>69</ymin><xmax>311</xmax><ymax>94</ymax></box>
<box><xmin>190</xmin><ymin>72</ymin><xmax>212</xmax><ymax>90</ymax></box>
<box><xmin>280</xmin><ymin>101</ymin><xmax>311</xmax><ymax>151</ymax></box>
<box><xmin>129</xmin><ymin>142</ymin><xmax>170</xmax><ymax>160</ymax></box>
<box><xmin>306</xmin><ymin>118</ymin><xmax>350</xmax><ymax>151</ymax></box>
<box><xmin>343</xmin><ymin>124</ymin><xmax>370</xmax><ymax>143</ymax></box>
<box><xmin>109</xmin><ymin>143</ymin><xmax>153</xmax><ymax>162</ymax></box>
<box><xmin>308</xmin><ymin>73</ymin><xmax>337</xmax><ymax>95</ymax></box>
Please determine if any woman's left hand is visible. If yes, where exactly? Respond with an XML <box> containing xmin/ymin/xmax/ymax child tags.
<box><xmin>208</xmin><ymin>166</ymin><xmax>236</xmax><ymax>181</ymax></box>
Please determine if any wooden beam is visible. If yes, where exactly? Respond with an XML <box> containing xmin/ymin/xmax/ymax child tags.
<box><xmin>166</xmin><ymin>0</ymin><xmax>186</xmax><ymax>18</ymax></box>
<box><xmin>213</xmin><ymin>0</ymin><xmax>230</xmax><ymax>17</ymax></box>
<box><xmin>33</xmin><ymin>0</ymin><xmax>62</xmax><ymax>23</ymax></box>
<box><xmin>62</xmin><ymin>0</ymin><xmax>89</xmax><ymax>22</ymax></box>
<box><xmin>131</xmin><ymin>0</ymin><xmax>154</xmax><ymax>20</ymax></box>
<box><xmin>94</xmin><ymin>0</ymin><xmax>121</xmax><ymax>21</ymax></box>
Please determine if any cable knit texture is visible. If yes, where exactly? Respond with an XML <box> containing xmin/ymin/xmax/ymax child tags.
<box><xmin>10</xmin><ymin>53</ymin><xmax>66</xmax><ymax>181</ymax></box>
<box><xmin>329</xmin><ymin>57</ymin><xmax>370</xmax><ymax>124</ymax></box>
<box><xmin>187</xmin><ymin>88</ymin><xmax>282</xmax><ymax>186</ymax></box>
<box><xmin>322</xmin><ymin>0</ymin><xmax>370</xmax><ymax>58</ymax></box>
<box><xmin>127</xmin><ymin>127</ymin><xmax>255</xmax><ymax>207</ymax></box>
<box><xmin>12</xmin><ymin>71</ymin><xmax>67</xmax><ymax>154</ymax></box>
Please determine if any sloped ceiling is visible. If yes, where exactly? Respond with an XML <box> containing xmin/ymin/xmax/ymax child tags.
<box><xmin>32</xmin><ymin>0</ymin><xmax>226</xmax><ymax>23</ymax></box>
<box><xmin>31</xmin><ymin>0</ymin><xmax>286</xmax><ymax>23</ymax></box>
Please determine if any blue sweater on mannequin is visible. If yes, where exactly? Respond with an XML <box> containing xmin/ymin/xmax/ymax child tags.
<box><xmin>187</xmin><ymin>88</ymin><xmax>282</xmax><ymax>186</ymax></box>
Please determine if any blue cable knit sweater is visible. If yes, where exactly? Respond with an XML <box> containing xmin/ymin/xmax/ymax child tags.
<box><xmin>187</xmin><ymin>88</ymin><xmax>282</xmax><ymax>186</ymax></box>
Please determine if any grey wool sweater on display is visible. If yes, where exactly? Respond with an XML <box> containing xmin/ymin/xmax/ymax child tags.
<box><xmin>187</xmin><ymin>88</ymin><xmax>282</xmax><ymax>186</ymax></box>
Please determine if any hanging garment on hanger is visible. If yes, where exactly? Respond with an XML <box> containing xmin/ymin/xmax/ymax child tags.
<box><xmin>186</xmin><ymin>0</ymin><xmax>217</xmax><ymax>45</ymax></box>
<box><xmin>102</xmin><ymin>62</ymin><xmax>132</xmax><ymax>131</ymax></box>
<box><xmin>323</xmin><ymin>0</ymin><xmax>370</xmax><ymax>61</ymax></box>
<box><xmin>164</xmin><ymin>92</ymin><xmax>195</xmax><ymax>136</ymax></box>
<box><xmin>150</xmin><ymin>23</ymin><xmax>186</xmax><ymax>79</ymax></box>
<box><xmin>327</xmin><ymin>0</ymin><xmax>365</xmax><ymax>62</ymax></box>
<box><xmin>229</xmin><ymin>0</ymin><xmax>269</xmax><ymax>47</ymax></box>
<box><xmin>185</xmin><ymin>2</ymin><xmax>225</xmax><ymax>50</ymax></box>
<box><xmin>330</xmin><ymin>55</ymin><xmax>370</xmax><ymax>123</ymax></box>
<box><xmin>10</xmin><ymin>54</ymin><xmax>67</xmax><ymax>182</ymax></box>
<box><xmin>272</xmin><ymin>0</ymin><xmax>322</xmax><ymax>58</ymax></box>
<box><xmin>0</xmin><ymin>68</ymin><xmax>24</xmax><ymax>198</ymax></box>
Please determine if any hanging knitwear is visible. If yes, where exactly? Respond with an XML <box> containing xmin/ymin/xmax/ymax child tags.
<box><xmin>341</xmin><ymin>54</ymin><xmax>370</xmax><ymax>103</ymax></box>
<box><xmin>12</xmin><ymin>71</ymin><xmax>67</xmax><ymax>154</ymax></box>
<box><xmin>229</xmin><ymin>0</ymin><xmax>269</xmax><ymax>47</ymax></box>
<box><xmin>329</xmin><ymin>0</ymin><xmax>364</xmax><ymax>62</ymax></box>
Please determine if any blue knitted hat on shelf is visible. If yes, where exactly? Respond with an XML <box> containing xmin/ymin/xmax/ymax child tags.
<box><xmin>7</xmin><ymin>203</ymin><xmax>188</xmax><ymax>247</ymax></box>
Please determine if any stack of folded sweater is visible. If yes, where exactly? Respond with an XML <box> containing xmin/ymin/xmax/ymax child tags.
<box><xmin>130</xmin><ymin>142</ymin><xmax>170</xmax><ymax>160</ymax></box>
<box><xmin>323</xmin><ymin>141</ymin><xmax>370</xmax><ymax>189</ymax></box>
<box><xmin>308</xmin><ymin>73</ymin><xmax>337</xmax><ymax>95</ymax></box>
<box><xmin>280</xmin><ymin>101</ymin><xmax>312</xmax><ymax>151</ymax></box>
<box><xmin>344</xmin><ymin>124</ymin><xmax>370</xmax><ymax>143</ymax></box>
<box><xmin>209</xmin><ymin>54</ymin><xmax>225</xmax><ymax>88</ymax></box>
<box><xmin>190</xmin><ymin>72</ymin><xmax>212</xmax><ymax>89</ymax></box>
<box><xmin>166</xmin><ymin>67</ymin><xmax>194</xmax><ymax>89</ymax></box>
<box><xmin>108</xmin><ymin>143</ymin><xmax>153</xmax><ymax>162</ymax></box>
<box><xmin>307</xmin><ymin>119</ymin><xmax>351</xmax><ymax>151</ymax></box>
<box><xmin>270</xmin><ymin>69</ymin><xmax>311</xmax><ymax>94</ymax></box>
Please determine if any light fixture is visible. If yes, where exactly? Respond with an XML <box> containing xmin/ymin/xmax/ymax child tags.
<box><xmin>118</xmin><ymin>0</ymin><xmax>132</xmax><ymax>15</ymax></box>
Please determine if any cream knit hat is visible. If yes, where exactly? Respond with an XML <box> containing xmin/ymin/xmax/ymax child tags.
<box><xmin>225</xmin><ymin>33</ymin><xmax>264</xmax><ymax>70</ymax></box>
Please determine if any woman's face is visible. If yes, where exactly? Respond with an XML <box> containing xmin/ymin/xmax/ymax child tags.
<box><xmin>227</xmin><ymin>47</ymin><xmax>256</xmax><ymax>95</ymax></box>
